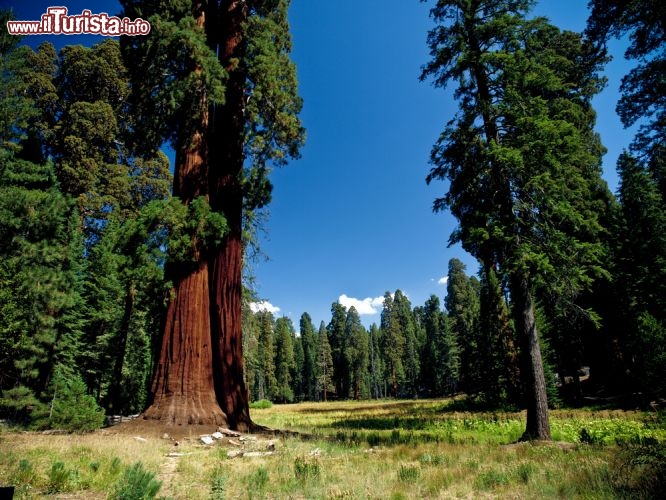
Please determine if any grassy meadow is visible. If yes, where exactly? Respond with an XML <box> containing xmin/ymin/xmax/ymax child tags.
<box><xmin>1</xmin><ymin>398</ymin><xmax>665</xmax><ymax>499</ymax></box>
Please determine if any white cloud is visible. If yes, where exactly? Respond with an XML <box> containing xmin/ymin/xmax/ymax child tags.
<box><xmin>250</xmin><ymin>301</ymin><xmax>281</xmax><ymax>314</ymax></box>
<box><xmin>438</xmin><ymin>276</ymin><xmax>449</xmax><ymax>286</ymax></box>
<box><xmin>338</xmin><ymin>294</ymin><xmax>386</xmax><ymax>315</ymax></box>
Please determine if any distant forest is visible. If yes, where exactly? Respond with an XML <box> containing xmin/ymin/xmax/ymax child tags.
<box><xmin>0</xmin><ymin>0</ymin><xmax>664</xmax><ymax>433</ymax></box>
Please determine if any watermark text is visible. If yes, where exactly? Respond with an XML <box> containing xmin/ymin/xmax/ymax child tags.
<box><xmin>6</xmin><ymin>7</ymin><xmax>150</xmax><ymax>36</ymax></box>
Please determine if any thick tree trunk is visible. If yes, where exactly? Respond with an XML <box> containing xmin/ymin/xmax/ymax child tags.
<box><xmin>210</xmin><ymin>229</ymin><xmax>252</xmax><ymax>430</ymax></box>
<box><xmin>512</xmin><ymin>274</ymin><xmax>551</xmax><ymax>441</ymax></box>
<box><xmin>207</xmin><ymin>0</ymin><xmax>253</xmax><ymax>431</ymax></box>
<box><xmin>144</xmin><ymin>260</ymin><xmax>227</xmax><ymax>426</ymax></box>
<box><xmin>143</xmin><ymin>34</ymin><xmax>229</xmax><ymax>424</ymax></box>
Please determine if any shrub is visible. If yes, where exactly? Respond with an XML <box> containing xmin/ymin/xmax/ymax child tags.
<box><xmin>419</xmin><ymin>453</ymin><xmax>447</xmax><ymax>466</ymax></box>
<box><xmin>397</xmin><ymin>465</ymin><xmax>420</xmax><ymax>483</ymax></box>
<box><xmin>475</xmin><ymin>469</ymin><xmax>510</xmax><ymax>490</ymax></box>
<box><xmin>47</xmin><ymin>461</ymin><xmax>76</xmax><ymax>493</ymax></box>
<box><xmin>110</xmin><ymin>462</ymin><xmax>162</xmax><ymax>500</ymax></box>
<box><xmin>612</xmin><ymin>439</ymin><xmax>666</xmax><ymax>498</ymax></box>
<box><xmin>249</xmin><ymin>399</ymin><xmax>273</xmax><ymax>409</ymax></box>
<box><xmin>210</xmin><ymin>472</ymin><xmax>227</xmax><ymax>500</ymax></box>
<box><xmin>580</xmin><ymin>427</ymin><xmax>604</xmax><ymax>446</ymax></box>
<box><xmin>32</xmin><ymin>373</ymin><xmax>105</xmax><ymax>432</ymax></box>
<box><xmin>294</xmin><ymin>456</ymin><xmax>321</xmax><ymax>482</ymax></box>
<box><xmin>0</xmin><ymin>386</ymin><xmax>46</xmax><ymax>425</ymax></box>
<box><xmin>516</xmin><ymin>462</ymin><xmax>535</xmax><ymax>484</ymax></box>
<box><xmin>246</xmin><ymin>466</ymin><xmax>269</xmax><ymax>490</ymax></box>
<box><xmin>12</xmin><ymin>458</ymin><xmax>35</xmax><ymax>486</ymax></box>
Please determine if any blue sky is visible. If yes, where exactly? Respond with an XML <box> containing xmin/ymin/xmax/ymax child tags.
<box><xmin>5</xmin><ymin>1</ymin><xmax>635</xmax><ymax>328</ymax></box>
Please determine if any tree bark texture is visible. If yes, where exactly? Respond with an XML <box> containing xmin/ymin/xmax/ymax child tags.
<box><xmin>207</xmin><ymin>0</ymin><xmax>253</xmax><ymax>431</ymax></box>
<box><xmin>512</xmin><ymin>274</ymin><xmax>551</xmax><ymax>441</ymax></box>
<box><xmin>144</xmin><ymin>259</ymin><xmax>227</xmax><ymax>426</ymax></box>
<box><xmin>143</xmin><ymin>38</ymin><xmax>229</xmax><ymax>424</ymax></box>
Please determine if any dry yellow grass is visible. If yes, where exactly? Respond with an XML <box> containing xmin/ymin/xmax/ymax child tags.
<box><xmin>0</xmin><ymin>399</ymin><xmax>661</xmax><ymax>498</ymax></box>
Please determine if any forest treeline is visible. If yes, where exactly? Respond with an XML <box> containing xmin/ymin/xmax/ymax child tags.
<box><xmin>0</xmin><ymin>0</ymin><xmax>664</xmax><ymax>432</ymax></box>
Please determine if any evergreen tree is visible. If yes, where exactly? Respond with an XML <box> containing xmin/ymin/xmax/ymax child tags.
<box><xmin>587</xmin><ymin>0</ymin><xmax>665</xmax><ymax>159</ymax></box>
<box><xmin>273</xmin><ymin>317</ymin><xmax>296</xmax><ymax>403</ymax></box>
<box><xmin>478</xmin><ymin>267</ymin><xmax>520</xmax><ymax>407</ymax></box>
<box><xmin>0</xmin><ymin>16</ymin><xmax>39</xmax><ymax>152</ymax></box>
<box><xmin>292</xmin><ymin>325</ymin><xmax>305</xmax><ymax>401</ymax></box>
<box><xmin>316</xmin><ymin>322</ymin><xmax>334</xmax><ymax>402</ymax></box>
<box><xmin>394</xmin><ymin>291</ymin><xmax>420</xmax><ymax>397</ymax></box>
<box><xmin>587</xmin><ymin>0</ymin><xmax>666</xmax><ymax>398</ymax></box>
<box><xmin>242</xmin><ymin>301</ymin><xmax>260</xmax><ymax>401</ymax></box>
<box><xmin>421</xmin><ymin>295</ymin><xmax>459</xmax><ymax>396</ymax></box>
<box><xmin>29</xmin><ymin>40</ymin><xmax>172</xmax><ymax>238</ymax></box>
<box><xmin>84</xmin><ymin>208</ymin><xmax>171</xmax><ymax>415</ymax></box>
<box><xmin>345</xmin><ymin>307</ymin><xmax>370</xmax><ymax>400</ymax></box>
<box><xmin>368</xmin><ymin>323</ymin><xmax>384</xmax><ymax>398</ymax></box>
<box><xmin>299</xmin><ymin>313</ymin><xmax>318</xmax><ymax>401</ymax></box>
<box><xmin>328</xmin><ymin>302</ymin><xmax>350</xmax><ymax>398</ymax></box>
<box><xmin>445</xmin><ymin>259</ymin><xmax>480</xmax><ymax>394</ymax></box>
<box><xmin>423</xmin><ymin>1</ymin><xmax>609</xmax><ymax>439</ymax></box>
<box><xmin>0</xmin><ymin>152</ymin><xmax>92</xmax><ymax>426</ymax></box>
<box><xmin>380</xmin><ymin>292</ymin><xmax>404</xmax><ymax>397</ymax></box>
<box><xmin>255</xmin><ymin>311</ymin><xmax>276</xmax><ymax>401</ymax></box>
<box><xmin>614</xmin><ymin>153</ymin><xmax>666</xmax><ymax>395</ymax></box>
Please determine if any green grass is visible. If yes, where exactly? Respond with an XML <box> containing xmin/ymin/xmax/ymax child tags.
<box><xmin>0</xmin><ymin>398</ymin><xmax>664</xmax><ymax>498</ymax></box>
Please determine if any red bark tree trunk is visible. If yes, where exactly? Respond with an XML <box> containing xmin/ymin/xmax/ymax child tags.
<box><xmin>143</xmin><ymin>17</ymin><xmax>229</xmax><ymax>424</ymax></box>
<box><xmin>144</xmin><ymin>259</ymin><xmax>227</xmax><ymax>426</ymax></box>
<box><xmin>207</xmin><ymin>0</ymin><xmax>254</xmax><ymax>431</ymax></box>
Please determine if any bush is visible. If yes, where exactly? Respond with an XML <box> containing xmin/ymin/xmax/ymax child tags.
<box><xmin>210</xmin><ymin>472</ymin><xmax>227</xmax><ymax>500</ymax></box>
<box><xmin>110</xmin><ymin>462</ymin><xmax>162</xmax><ymax>500</ymax></box>
<box><xmin>294</xmin><ymin>456</ymin><xmax>321</xmax><ymax>482</ymax></box>
<box><xmin>47</xmin><ymin>461</ymin><xmax>76</xmax><ymax>493</ymax></box>
<box><xmin>245</xmin><ymin>466</ymin><xmax>269</xmax><ymax>490</ymax></box>
<box><xmin>475</xmin><ymin>469</ymin><xmax>510</xmax><ymax>490</ymax></box>
<box><xmin>0</xmin><ymin>386</ymin><xmax>46</xmax><ymax>424</ymax></box>
<box><xmin>249</xmin><ymin>399</ymin><xmax>273</xmax><ymax>409</ymax></box>
<box><xmin>32</xmin><ymin>373</ymin><xmax>105</xmax><ymax>432</ymax></box>
<box><xmin>612</xmin><ymin>439</ymin><xmax>666</xmax><ymax>498</ymax></box>
<box><xmin>12</xmin><ymin>458</ymin><xmax>35</xmax><ymax>486</ymax></box>
<box><xmin>397</xmin><ymin>465</ymin><xmax>420</xmax><ymax>483</ymax></box>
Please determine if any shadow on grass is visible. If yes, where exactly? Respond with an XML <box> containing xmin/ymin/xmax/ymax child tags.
<box><xmin>330</xmin><ymin>415</ymin><xmax>434</xmax><ymax>431</ymax></box>
<box><xmin>330</xmin><ymin>428</ymin><xmax>460</xmax><ymax>447</ymax></box>
<box><xmin>293</xmin><ymin>400</ymin><xmax>429</xmax><ymax>414</ymax></box>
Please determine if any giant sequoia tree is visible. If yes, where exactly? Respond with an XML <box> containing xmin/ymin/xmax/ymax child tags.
<box><xmin>120</xmin><ymin>0</ymin><xmax>304</xmax><ymax>429</ymax></box>
<box><xmin>422</xmin><ymin>0</ymin><xmax>609</xmax><ymax>440</ymax></box>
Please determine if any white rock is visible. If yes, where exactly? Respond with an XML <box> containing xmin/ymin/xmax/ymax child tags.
<box><xmin>200</xmin><ymin>435</ymin><xmax>214</xmax><ymax>445</ymax></box>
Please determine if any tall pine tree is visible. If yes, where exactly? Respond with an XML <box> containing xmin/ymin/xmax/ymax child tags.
<box><xmin>423</xmin><ymin>1</ymin><xmax>609</xmax><ymax>439</ymax></box>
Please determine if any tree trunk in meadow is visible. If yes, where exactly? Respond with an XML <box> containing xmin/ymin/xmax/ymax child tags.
<box><xmin>512</xmin><ymin>274</ymin><xmax>551</xmax><ymax>441</ymax></box>
<box><xmin>143</xmin><ymin>43</ymin><xmax>228</xmax><ymax>425</ymax></box>
<box><xmin>144</xmin><ymin>259</ymin><xmax>227</xmax><ymax>426</ymax></box>
<box><xmin>207</xmin><ymin>0</ymin><xmax>253</xmax><ymax>431</ymax></box>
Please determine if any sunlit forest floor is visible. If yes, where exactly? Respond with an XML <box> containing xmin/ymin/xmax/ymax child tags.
<box><xmin>1</xmin><ymin>398</ymin><xmax>664</xmax><ymax>498</ymax></box>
